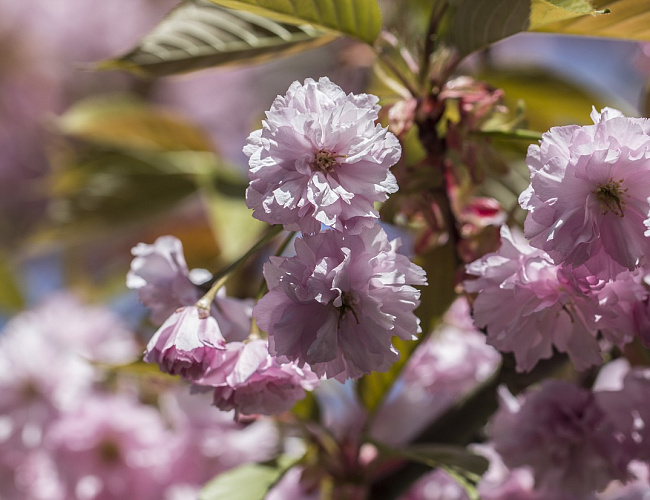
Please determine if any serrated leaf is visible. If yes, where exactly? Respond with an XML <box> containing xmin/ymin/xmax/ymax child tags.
<box><xmin>440</xmin><ymin>0</ymin><xmax>600</xmax><ymax>56</ymax></box>
<box><xmin>101</xmin><ymin>0</ymin><xmax>335</xmax><ymax>77</ymax></box>
<box><xmin>199</xmin><ymin>455</ymin><xmax>299</xmax><ymax>500</ymax></box>
<box><xmin>58</xmin><ymin>94</ymin><xmax>214</xmax><ymax>152</ymax></box>
<box><xmin>205</xmin><ymin>0</ymin><xmax>383</xmax><ymax>44</ymax></box>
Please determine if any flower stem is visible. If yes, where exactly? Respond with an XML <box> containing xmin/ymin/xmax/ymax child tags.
<box><xmin>196</xmin><ymin>224</ymin><xmax>284</xmax><ymax>311</ymax></box>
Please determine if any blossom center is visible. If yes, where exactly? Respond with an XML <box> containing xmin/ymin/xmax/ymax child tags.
<box><xmin>337</xmin><ymin>291</ymin><xmax>360</xmax><ymax>328</ymax></box>
<box><xmin>312</xmin><ymin>150</ymin><xmax>344</xmax><ymax>174</ymax></box>
<box><xmin>98</xmin><ymin>439</ymin><xmax>121</xmax><ymax>464</ymax></box>
<box><xmin>594</xmin><ymin>178</ymin><xmax>628</xmax><ymax>217</ymax></box>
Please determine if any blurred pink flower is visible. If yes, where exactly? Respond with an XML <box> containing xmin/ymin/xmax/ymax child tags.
<box><xmin>400</xmin><ymin>468</ymin><xmax>470</xmax><ymax>500</ymax></box>
<box><xmin>491</xmin><ymin>381</ymin><xmax>633</xmax><ymax>496</ymax></box>
<box><xmin>45</xmin><ymin>394</ymin><xmax>175</xmax><ymax>500</ymax></box>
<box><xmin>596</xmin><ymin>364</ymin><xmax>650</xmax><ymax>464</ymax></box>
<box><xmin>158</xmin><ymin>388</ymin><xmax>278</xmax><ymax>490</ymax></box>
<box><xmin>464</xmin><ymin>225</ymin><xmax>602</xmax><ymax>372</ymax></box>
<box><xmin>371</xmin><ymin>298</ymin><xmax>500</xmax><ymax>446</ymax></box>
<box><xmin>255</xmin><ymin>225</ymin><xmax>426</xmax><ymax>381</ymax></box>
<box><xmin>198</xmin><ymin>339</ymin><xmax>319</xmax><ymax>416</ymax></box>
<box><xmin>520</xmin><ymin>107</ymin><xmax>650</xmax><ymax>280</ymax></box>
<box><xmin>143</xmin><ymin>306</ymin><xmax>226</xmax><ymax>381</ymax></box>
<box><xmin>244</xmin><ymin>77</ymin><xmax>400</xmax><ymax>235</ymax></box>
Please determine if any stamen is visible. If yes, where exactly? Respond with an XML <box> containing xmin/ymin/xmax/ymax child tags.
<box><xmin>594</xmin><ymin>177</ymin><xmax>628</xmax><ymax>217</ymax></box>
<box><xmin>337</xmin><ymin>291</ymin><xmax>360</xmax><ymax>329</ymax></box>
<box><xmin>313</xmin><ymin>150</ymin><xmax>346</xmax><ymax>174</ymax></box>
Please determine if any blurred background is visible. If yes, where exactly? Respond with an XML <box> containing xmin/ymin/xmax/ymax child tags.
<box><xmin>2</xmin><ymin>0</ymin><xmax>650</xmax><ymax>498</ymax></box>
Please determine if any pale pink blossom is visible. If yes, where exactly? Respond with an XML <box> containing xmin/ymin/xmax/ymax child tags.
<box><xmin>371</xmin><ymin>298</ymin><xmax>500</xmax><ymax>446</ymax></box>
<box><xmin>595</xmin><ymin>364</ymin><xmax>650</xmax><ymax>463</ymax></box>
<box><xmin>127</xmin><ymin>235</ymin><xmax>253</xmax><ymax>340</ymax></box>
<box><xmin>464</xmin><ymin>225</ymin><xmax>602</xmax><ymax>372</ymax></box>
<box><xmin>127</xmin><ymin>236</ymin><xmax>205</xmax><ymax>325</ymax></box>
<box><xmin>45</xmin><ymin>394</ymin><xmax>175</xmax><ymax>500</ymax></box>
<box><xmin>144</xmin><ymin>306</ymin><xmax>226</xmax><ymax>381</ymax></box>
<box><xmin>13</xmin><ymin>293</ymin><xmax>140</xmax><ymax>365</ymax></box>
<box><xmin>244</xmin><ymin>77</ymin><xmax>401</xmax><ymax>235</ymax></box>
<box><xmin>490</xmin><ymin>382</ymin><xmax>633</xmax><ymax>496</ymax></box>
<box><xmin>473</xmin><ymin>444</ymin><xmax>591</xmax><ymax>500</ymax></box>
<box><xmin>197</xmin><ymin>339</ymin><xmax>319</xmax><ymax>416</ymax></box>
<box><xmin>254</xmin><ymin>225</ymin><xmax>427</xmax><ymax>381</ymax></box>
<box><xmin>157</xmin><ymin>388</ymin><xmax>278</xmax><ymax>489</ymax></box>
<box><xmin>520</xmin><ymin>107</ymin><xmax>650</xmax><ymax>279</ymax></box>
<box><xmin>400</xmin><ymin>468</ymin><xmax>470</xmax><ymax>500</ymax></box>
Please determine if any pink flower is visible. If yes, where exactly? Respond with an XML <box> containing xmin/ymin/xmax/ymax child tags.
<box><xmin>244</xmin><ymin>77</ymin><xmax>401</xmax><ymax>235</ymax></box>
<box><xmin>490</xmin><ymin>381</ymin><xmax>633</xmax><ymax>496</ymax></box>
<box><xmin>464</xmin><ymin>225</ymin><xmax>602</xmax><ymax>372</ymax></box>
<box><xmin>197</xmin><ymin>339</ymin><xmax>319</xmax><ymax>416</ymax></box>
<box><xmin>45</xmin><ymin>394</ymin><xmax>175</xmax><ymax>500</ymax></box>
<box><xmin>157</xmin><ymin>388</ymin><xmax>278</xmax><ymax>488</ymax></box>
<box><xmin>596</xmin><ymin>364</ymin><xmax>650</xmax><ymax>463</ymax></box>
<box><xmin>127</xmin><ymin>236</ymin><xmax>205</xmax><ymax>325</ymax></box>
<box><xmin>400</xmin><ymin>468</ymin><xmax>470</xmax><ymax>500</ymax></box>
<box><xmin>520</xmin><ymin>107</ymin><xmax>650</xmax><ymax>279</ymax></box>
<box><xmin>127</xmin><ymin>235</ymin><xmax>253</xmax><ymax>341</ymax></box>
<box><xmin>371</xmin><ymin>298</ymin><xmax>500</xmax><ymax>446</ymax></box>
<box><xmin>144</xmin><ymin>306</ymin><xmax>226</xmax><ymax>381</ymax></box>
<box><xmin>254</xmin><ymin>225</ymin><xmax>427</xmax><ymax>381</ymax></box>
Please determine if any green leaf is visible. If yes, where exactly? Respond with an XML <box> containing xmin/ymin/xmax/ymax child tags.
<box><xmin>40</xmin><ymin>146</ymin><xmax>199</xmax><ymax>243</ymax></box>
<box><xmin>440</xmin><ymin>0</ymin><xmax>601</xmax><ymax>56</ymax></box>
<box><xmin>357</xmin><ymin>336</ymin><xmax>421</xmax><ymax>414</ymax></box>
<box><xmin>534</xmin><ymin>0</ymin><xmax>650</xmax><ymax>41</ymax></box>
<box><xmin>199</xmin><ymin>455</ymin><xmax>299</xmax><ymax>500</ymax></box>
<box><xmin>101</xmin><ymin>0</ymin><xmax>335</xmax><ymax>77</ymax></box>
<box><xmin>291</xmin><ymin>390</ymin><xmax>320</xmax><ymax>421</ymax></box>
<box><xmin>0</xmin><ymin>256</ymin><xmax>24</xmax><ymax>312</ymax></box>
<box><xmin>201</xmin><ymin>184</ymin><xmax>266</xmax><ymax>262</ymax></box>
<box><xmin>57</xmin><ymin>94</ymin><xmax>214</xmax><ymax>152</ymax></box>
<box><xmin>372</xmin><ymin>440</ymin><xmax>489</xmax><ymax>476</ymax></box>
<box><xmin>205</xmin><ymin>0</ymin><xmax>383</xmax><ymax>44</ymax></box>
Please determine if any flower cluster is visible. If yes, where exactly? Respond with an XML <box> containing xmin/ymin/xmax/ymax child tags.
<box><xmin>245</xmin><ymin>77</ymin><xmax>426</xmax><ymax>382</ymax></box>
<box><xmin>485</xmin><ymin>360</ymin><xmax>650</xmax><ymax>497</ymax></box>
<box><xmin>129</xmin><ymin>237</ymin><xmax>316</xmax><ymax>416</ymax></box>
<box><xmin>0</xmin><ymin>294</ymin><xmax>278</xmax><ymax>500</ymax></box>
<box><xmin>134</xmin><ymin>77</ymin><xmax>426</xmax><ymax>415</ymax></box>
<box><xmin>465</xmin><ymin>225</ymin><xmax>647</xmax><ymax>371</ymax></box>
<box><xmin>520</xmin><ymin>107</ymin><xmax>650</xmax><ymax>280</ymax></box>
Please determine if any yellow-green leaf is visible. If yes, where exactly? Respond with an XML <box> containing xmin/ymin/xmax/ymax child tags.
<box><xmin>0</xmin><ymin>256</ymin><xmax>24</xmax><ymax>313</ymax></box>
<box><xmin>357</xmin><ymin>336</ymin><xmax>420</xmax><ymax>414</ymax></box>
<box><xmin>440</xmin><ymin>0</ymin><xmax>601</xmax><ymax>56</ymax></box>
<box><xmin>101</xmin><ymin>0</ymin><xmax>335</xmax><ymax>77</ymax></box>
<box><xmin>199</xmin><ymin>455</ymin><xmax>299</xmax><ymax>500</ymax></box>
<box><xmin>57</xmin><ymin>95</ymin><xmax>214</xmax><ymax>152</ymax></box>
<box><xmin>535</xmin><ymin>0</ymin><xmax>650</xmax><ymax>41</ymax></box>
<box><xmin>530</xmin><ymin>0</ymin><xmax>596</xmax><ymax>29</ymax></box>
<box><xmin>205</xmin><ymin>0</ymin><xmax>383</xmax><ymax>44</ymax></box>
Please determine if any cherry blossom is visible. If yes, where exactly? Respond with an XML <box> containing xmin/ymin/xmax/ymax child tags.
<box><xmin>254</xmin><ymin>225</ymin><xmax>426</xmax><ymax>381</ymax></box>
<box><xmin>520</xmin><ymin>107</ymin><xmax>650</xmax><ymax>279</ymax></box>
<box><xmin>244</xmin><ymin>77</ymin><xmax>401</xmax><ymax>235</ymax></box>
